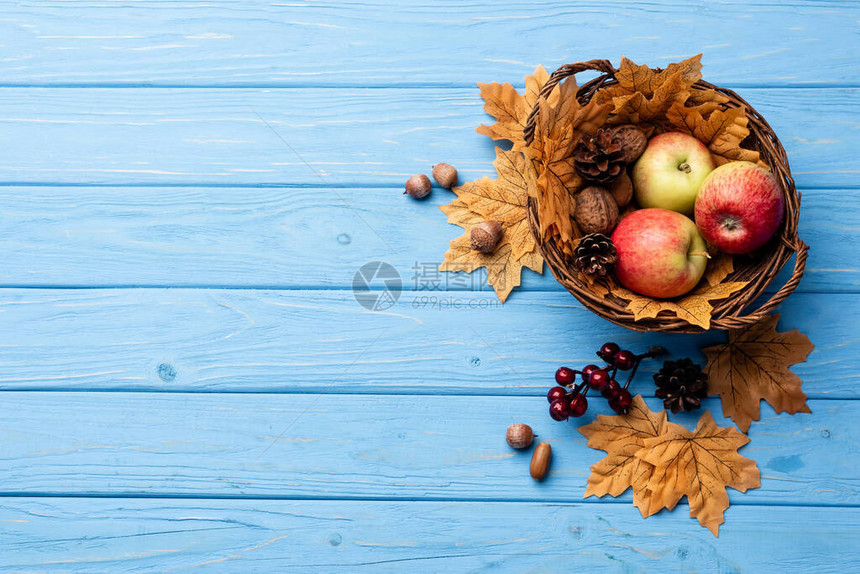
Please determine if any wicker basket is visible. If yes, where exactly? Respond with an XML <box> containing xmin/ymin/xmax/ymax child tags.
<box><xmin>524</xmin><ymin>60</ymin><xmax>807</xmax><ymax>334</ymax></box>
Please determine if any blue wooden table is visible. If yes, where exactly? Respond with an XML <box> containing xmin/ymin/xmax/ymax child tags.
<box><xmin>1</xmin><ymin>1</ymin><xmax>858</xmax><ymax>571</ymax></box>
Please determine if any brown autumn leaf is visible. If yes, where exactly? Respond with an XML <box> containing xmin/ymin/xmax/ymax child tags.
<box><xmin>601</xmin><ymin>55</ymin><xmax>703</xmax><ymax>101</ymax></box>
<box><xmin>580</xmin><ymin>395</ymin><xmax>666</xmax><ymax>511</ymax></box>
<box><xmin>524</xmin><ymin>76</ymin><xmax>612</xmax><ymax>254</ymax></box>
<box><xmin>666</xmin><ymin>102</ymin><xmax>761</xmax><ymax>166</ymax></box>
<box><xmin>702</xmin><ymin>314</ymin><xmax>814</xmax><ymax>432</ymax></box>
<box><xmin>609</xmin><ymin>254</ymin><xmax>748</xmax><ymax>330</ymax></box>
<box><xmin>635</xmin><ymin>411</ymin><xmax>761</xmax><ymax>536</ymax></box>
<box><xmin>705</xmin><ymin>252</ymin><xmax>736</xmax><ymax>286</ymax></box>
<box><xmin>439</xmin><ymin>147</ymin><xmax>543</xmax><ymax>302</ymax></box>
<box><xmin>595</xmin><ymin>55</ymin><xmax>703</xmax><ymax>131</ymax></box>
<box><xmin>475</xmin><ymin>65</ymin><xmax>550</xmax><ymax>151</ymax></box>
<box><xmin>440</xmin><ymin>237</ymin><xmax>542</xmax><ymax>303</ymax></box>
<box><xmin>684</xmin><ymin>88</ymin><xmax>731</xmax><ymax>118</ymax></box>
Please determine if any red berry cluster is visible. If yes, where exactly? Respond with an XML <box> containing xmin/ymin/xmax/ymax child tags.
<box><xmin>547</xmin><ymin>342</ymin><xmax>665</xmax><ymax>420</ymax></box>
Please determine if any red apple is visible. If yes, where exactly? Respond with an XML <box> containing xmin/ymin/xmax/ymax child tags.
<box><xmin>611</xmin><ymin>208</ymin><xmax>710</xmax><ymax>299</ymax></box>
<box><xmin>632</xmin><ymin>132</ymin><xmax>715</xmax><ymax>215</ymax></box>
<box><xmin>694</xmin><ymin>161</ymin><xmax>784</xmax><ymax>254</ymax></box>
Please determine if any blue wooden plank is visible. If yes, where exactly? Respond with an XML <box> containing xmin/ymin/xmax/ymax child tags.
<box><xmin>0</xmin><ymin>290</ymin><xmax>850</xmax><ymax>397</ymax></box>
<box><xmin>0</xmin><ymin>498</ymin><xmax>858</xmax><ymax>572</ymax></box>
<box><xmin>0</xmin><ymin>393</ymin><xmax>852</xmax><ymax>506</ymax></box>
<box><xmin>0</xmin><ymin>87</ymin><xmax>853</xmax><ymax>187</ymax></box>
<box><xmin>0</xmin><ymin>1</ymin><xmax>856</xmax><ymax>87</ymax></box>
<box><xmin>0</xmin><ymin>186</ymin><xmax>853</xmax><ymax>291</ymax></box>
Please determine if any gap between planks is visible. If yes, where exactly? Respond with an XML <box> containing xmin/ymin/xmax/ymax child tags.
<box><xmin>0</xmin><ymin>83</ymin><xmax>858</xmax><ymax>90</ymax></box>
<box><xmin>0</xmin><ymin>492</ymin><xmax>856</xmax><ymax>508</ymax></box>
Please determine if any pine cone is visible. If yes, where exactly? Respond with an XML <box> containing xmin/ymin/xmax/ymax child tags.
<box><xmin>653</xmin><ymin>358</ymin><xmax>709</xmax><ymax>414</ymax></box>
<box><xmin>573</xmin><ymin>128</ymin><xmax>627</xmax><ymax>183</ymax></box>
<box><xmin>574</xmin><ymin>233</ymin><xmax>617</xmax><ymax>277</ymax></box>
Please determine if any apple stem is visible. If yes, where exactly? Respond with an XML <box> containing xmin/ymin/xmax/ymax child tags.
<box><xmin>689</xmin><ymin>251</ymin><xmax>712</xmax><ymax>259</ymax></box>
<box><xmin>678</xmin><ymin>162</ymin><xmax>692</xmax><ymax>174</ymax></box>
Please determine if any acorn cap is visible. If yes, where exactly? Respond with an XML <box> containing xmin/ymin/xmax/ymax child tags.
<box><xmin>470</xmin><ymin>220</ymin><xmax>503</xmax><ymax>253</ymax></box>
<box><xmin>432</xmin><ymin>163</ymin><xmax>458</xmax><ymax>188</ymax></box>
<box><xmin>404</xmin><ymin>174</ymin><xmax>432</xmax><ymax>199</ymax></box>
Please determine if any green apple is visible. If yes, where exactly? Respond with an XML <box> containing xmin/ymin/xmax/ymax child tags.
<box><xmin>632</xmin><ymin>132</ymin><xmax>715</xmax><ymax>215</ymax></box>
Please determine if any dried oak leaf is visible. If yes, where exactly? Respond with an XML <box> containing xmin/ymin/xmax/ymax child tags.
<box><xmin>475</xmin><ymin>65</ymin><xmax>551</xmax><ymax>151</ymax></box>
<box><xmin>609</xmin><ymin>254</ymin><xmax>748</xmax><ymax>330</ymax></box>
<box><xmin>439</xmin><ymin>148</ymin><xmax>543</xmax><ymax>302</ymax></box>
<box><xmin>580</xmin><ymin>395</ymin><xmax>666</xmax><ymax>511</ymax></box>
<box><xmin>666</xmin><ymin>102</ymin><xmax>762</xmax><ymax>166</ymax></box>
<box><xmin>635</xmin><ymin>411</ymin><xmax>761</xmax><ymax>536</ymax></box>
<box><xmin>524</xmin><ymin>77</ymin><xmax>612</xmax><ymax>253</ymax></box>
<box><xmin>702</xmin><ymin>314</ymin><xmax>814</xmax><ymax>432</ymax></box>
<box><xmin>595</xmin><ymin>55</ymin><xmax>703</xmax><ymax>131</ymax></box>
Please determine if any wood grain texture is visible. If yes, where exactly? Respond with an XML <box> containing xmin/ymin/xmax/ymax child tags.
<box><xmin>1</xmin><ymin>498</ymin><xmax>858</xmax><ymax>573</ymax></box>
<box><xmin>2</xmin><ymin>1</ymin><xmax>858</xmax><ymax>568</ymax></box>
<box><xmin>0</xmin><ymin>87</ymin><xmax>854</xmax><ymax>187</ymax></box>
<box><xmin>0</xmin><ymin>393</ymin><xmax>852</xmax><ymax>505</ymax></box>
<box><xmin>0</xmin><ymin>1</ymin><xmax>856</xmax><ymax>87</ymax></box>
<box><xmin>0</xmin><ymin>289</ymin><xmax>850</xmax><ymax>396</ymax></box>
<box><xmin>0</xmin><ymin>186</ymin><xmax>854</xmax><ymax>291</ymax></box>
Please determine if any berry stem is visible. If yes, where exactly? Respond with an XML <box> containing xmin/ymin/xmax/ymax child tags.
<box><xmin>635</xmin><ymin>346</ymin><xmax>666</xmax><ymax>361</ymax></box>
<box><xmin>623</xmin><ymin>347</ymin><xmax>665</xmax><ymax>389</ymax></box>
<box><xmin>565</xmin><ymin>371</ymin><xmax>586</xmax><ymax>390</ymax></box>
<box><xmin>623</xmin><ymin>359</ymin><xmax>642</xmax><ymax>389</ymax></box>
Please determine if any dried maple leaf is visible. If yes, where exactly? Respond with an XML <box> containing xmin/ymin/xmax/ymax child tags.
<box><xmin>595</xmin><ymin>55</ymin><xmax>703</xmax><ymax>130</ymax></box>
<box><xmin>439</xmin><ymin>237</ymin><xmax>542</xmax><ymax>302</ymax></box>
<box><xmin>666</xmin><ymin>102</ymin><xmax>761</xmax><ymax>166</ymax></box>
<box><xmin>439</xmin><ymin>148</ymin><xmax>543</xmax><ymax>301</ymax></box>
<box><xmin>524</xmin><ymin>76</ymin><xmax>612</xmax><ymax>253</ymax></box>
<box><xmin>702</xmin><ymin>314</ymin><xmax>814</xmax><ymax>432</ymax></box>
<box><xmin>705</xmin><ymin>252</ymin><xmax>735</xmax><ymax>286</ymax></box>
<box><xmin>580</xmin><ymin>396</ymin><xmax>666</xmax><ymax>510</ymax></box>
<box><xmin>604</xmin><ymin>55</ymin><xmax>703</xmax><ymax>100</ymax></box>
<box><xmin>684</xmin><ymin>88</ymin><xmax>730</xmax><ymax>118</ymax></box>
<box><xmin>635</xmin><ymin>411</ymin><xmax>761</xmax><ymax>536</ymax></box>
<box><xmin>475</xmin><ymin>65</ymin><xmax>550</xmax><ymax>151</ymax></box>
<box><xmin>609</xmin><ymin>254</ymin><xmax>748</xmax><ymax>330</ymax></box>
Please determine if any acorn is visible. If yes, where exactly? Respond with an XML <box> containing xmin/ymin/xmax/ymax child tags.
<box><xmin>470</xmin><ymin>221</ymin><xmax>503</xmax><ymax>253</ymax></box>
<box><xmin>505</xmin><ymin>423</ymin><xmax>534</xmax><ymax>449</ymax></box>
<box><xmin>530</xmin><ymin>442</ymin><xmax>552</xmax><ymax>481</ymax></box>
<box><xmin>432</xmin><ymin>163</ymin><xmax>458</xmax><ymax>188</ymax></box>
<box><xmin>404</xmin><ymin>174</ymin><xmax>432</xmax><ymax>199</ymax></box>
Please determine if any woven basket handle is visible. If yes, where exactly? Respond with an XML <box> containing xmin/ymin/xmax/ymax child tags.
<box><xmin>714</xmin><ymin>238</ymin><xmax>809</xmax><ymax>330</ymax></box>
<box><xmin>523</xmin><ymin>59</ymin><xmax>617</xmax><ymax>146</ymax></box>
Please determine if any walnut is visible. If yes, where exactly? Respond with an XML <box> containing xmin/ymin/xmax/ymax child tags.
<box><xmin>607</xmin><ymin>124</ymin><xmax>648</xmax><ymax>164</ymax></box>
<box><xmin>607</xmin><ymin>172</ymin><xmax>633</xmax><ymax>208</ymax></box>
<box><xmin>574</xmin><ymin>186</ymin><xmax>619</xmax><ymax>235</ymax></box>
